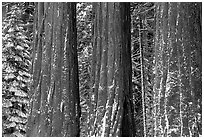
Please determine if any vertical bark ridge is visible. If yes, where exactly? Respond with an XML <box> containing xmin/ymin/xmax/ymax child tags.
<box><xmin>27</xmin><ymin>2</ymin><xmax>44</xmax><ymax>136</ymax></box>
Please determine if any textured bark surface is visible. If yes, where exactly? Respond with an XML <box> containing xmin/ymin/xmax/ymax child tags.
<box><xmin>152</xmin><ymin>2</ymin><xmax>202</xmax><ymax>137</ymax></box>
<box><xmin>88</xmin><ymin>2</ymin><xmax>135</xmax><ymax>137</ymax></box>
<box><xmin>26</xmin><ymin>2</ymin><xmax>80</xmax><ymax>137</ymax></box>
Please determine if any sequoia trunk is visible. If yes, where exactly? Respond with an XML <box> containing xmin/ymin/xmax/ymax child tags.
<box><xmin>88</xmin><ymin>2</ymin><xmax>135</xmax><ymax>137</ymax></box>
<box><xmin>26</xmin><ymin>2</ymin><xmax>80</xmax><ymax>137</ymax></box>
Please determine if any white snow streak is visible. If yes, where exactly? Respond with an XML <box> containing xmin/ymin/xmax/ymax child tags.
<box><xmin>47</xmin><ymin>86</ymin><xmax>52</xmax><ymax>103</ymax></box>
<box><xmin>101</xmin><ymin>111</ymin><xmax>107</xmax><ymax>137</ymax></box>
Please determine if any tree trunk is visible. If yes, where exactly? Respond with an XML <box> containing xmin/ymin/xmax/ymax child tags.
<box><xmin>26</xmin><ymin>2</ymin><xmax>80</xmax><ymax>137</ymax></box>
<box><xmin>139</xmin><ymin>14</ymin><xmax>147</xmax><ymax>137</ymax></box>
<box><xmin>88</xmin><ymin>2</ymin><xmax>135</xmax><ymax>137</ymax></box>
<box><xmin>152</xmin><ymin>2</ymin><xmax>202</xmax><ymax>137</ymax></box>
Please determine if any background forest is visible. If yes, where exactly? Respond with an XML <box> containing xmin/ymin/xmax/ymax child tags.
<box><xmin>1</xmin><ymin>2</ymin><xmax>202</xmax><ymax>137</ymax></box>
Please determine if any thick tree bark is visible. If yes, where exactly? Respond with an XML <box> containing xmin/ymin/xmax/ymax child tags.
<box><xmin>26</xmin><ymin>2</ymin><xmax>80</xmax><ymax>137</ymax></box>
<box><xmin>88</xmin><ymin>2</ymin><xmax>135</xmax><ymax>137</ymax></box>
<box><xmin>152</xmin><ymin>2</ymin><xmax>202</xmax><ymax>137</ymax></box>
